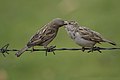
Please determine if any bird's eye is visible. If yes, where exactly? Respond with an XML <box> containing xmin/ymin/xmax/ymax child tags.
<box><xmin>69</xmin><ymin>22</ymin><xmax>73</xmax><ymax>25</ymax></box>
<box><xmin>53</xmin><ymin>24</ymin><xmax>56</xmax><ymax>26</ymax></box>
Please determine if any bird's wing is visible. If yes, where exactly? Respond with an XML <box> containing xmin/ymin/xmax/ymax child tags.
<box><xmin>77</xmin><ymin>26</ymin><xmax>103</xmax><ymax>43</ymax></box>
<box><xmin>27</xmin><ymin>24</ymin><xmax>57</xmax><ymax>47</ymax></box>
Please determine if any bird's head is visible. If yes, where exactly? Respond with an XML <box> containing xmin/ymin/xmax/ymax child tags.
<box><xmin>64</xmin><ymin>20</ymin><xmax>79</xmax><ymax>30</ymax></box>
<box><xmin>51</xmin><ymin>18</ymin><xmax>67</xmax><ymax>28</ymax></box>
<box><xmin>64</xmin><ymin>21</ymin><xmax>78</xmax><ymax>26</ymax></box>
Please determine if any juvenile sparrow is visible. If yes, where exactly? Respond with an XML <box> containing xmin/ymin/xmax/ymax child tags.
<box><xmin>16</xmin><ymin>18</ymin><xmax>66</xmax><ymax>57</ymax></box>
<box><xmin>64</xmin><ymin>21</ymin><xmax>116</xmax><ymax>52</ymax></box>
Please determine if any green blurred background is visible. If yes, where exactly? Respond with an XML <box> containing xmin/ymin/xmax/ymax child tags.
<box><xmin>0</xmin><ymin>0</ymin><xmax>120</xmax><ymax>80</ymax></box>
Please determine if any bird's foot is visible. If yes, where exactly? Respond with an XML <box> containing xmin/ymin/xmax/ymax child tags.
<box><xmin>45</xmin><ymin>46</ymin><xmax>56</xmax><ymax>56</ymax></box>
<box><xmin>88</xmin><ymin>48</ymin><xmax>94</xmax><ymax>53</ymax></box>
<box><xmin>88</xmin><ymin>46</ymin><xmax>102</xmax><ymax>53</ymax></box>
<box><xmin>82</xmin><ymin>47</ymin><xmax>86</xmax><ymax>52</ymax></box>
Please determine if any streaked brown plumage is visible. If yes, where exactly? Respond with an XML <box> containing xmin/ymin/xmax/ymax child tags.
<box><xmin>16</xmin><ymin>18</ymin><xmax>66</xmax><ymax>57</ymax></box>
<box><xmin>64</xmin><ymin>21</ymin><xmax>116</xmax><ymax>52</ymax></box>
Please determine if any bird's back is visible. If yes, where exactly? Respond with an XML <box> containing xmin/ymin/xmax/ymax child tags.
<box><xmin>77</xmin><ymin>26</ymin><xmax>104</xmax><ymax>43</ymax></box>
<box><xmin>27</xmin><ymin>23</ymin><xmax>59</xmax><ymax>47</ymax></box>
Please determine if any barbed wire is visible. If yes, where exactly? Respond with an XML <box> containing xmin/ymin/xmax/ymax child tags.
<box><xmin>0</xmin><ymin>44</ymin><xmax>120</xmax><ymax>57</ymax></box>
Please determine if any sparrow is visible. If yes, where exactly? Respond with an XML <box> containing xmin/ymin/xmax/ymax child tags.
<box><xmin>64</xmin><ymin>21</ymin><xmax>116</xmax><ymax>52</ymax></box>
<box><xmin>15</xmin><ymin>18</ymin><xmax>66</xmax><ymax>57</ymax></box>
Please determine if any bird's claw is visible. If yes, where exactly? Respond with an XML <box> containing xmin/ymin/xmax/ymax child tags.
<box><xmin>82</xmin><ymin>47</ymin><xmax>86</xmax><ymax>52</ymax></box>
<box><xmin>88</xmin><ymin>46</ymin><xmax>102</xmax><ymax>53</ymax></box>
<box><xmin>45</xmin><ymin>46</ymin><xmax>56</xmax><ymax>56</ymax></box>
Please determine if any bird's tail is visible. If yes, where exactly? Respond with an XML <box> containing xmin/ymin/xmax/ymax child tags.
<box><xmin>103</xmin><ymin>39</ymin><xmax>116</xmax><ymax>46</ymax></box>
<box><xmin>15</xmin><ymin>46</ymin><xmax>29</xmax><ymax>57</ymax></box>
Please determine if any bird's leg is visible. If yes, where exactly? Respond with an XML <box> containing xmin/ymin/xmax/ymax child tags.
<box><xmin>82</xmin><ymin>47</ymin><xmax>86</xmax><ymax>52</ymax></box>
<box><xmin>44</xmin><ymin>46</ymin><xmax>48</xmax><ymax>56</ymax></box>
<box><xmin>31</xmin><ymin>46</ymin><xmax>35</xmax><ymax>52</ymax></box>
<box><xmin>44</xmin><ymin>46</ymin><xmax>56</xmax><ymax>56</ymax></box>
<box><xmin>88</xmin><ymin>46</ymin><xmax>94</xmax><ymax>53</ymax></box>
<box><xmin>88</xmin><ymin>46</ymin><xmax>102</xmax><ymax>53</ymax></box>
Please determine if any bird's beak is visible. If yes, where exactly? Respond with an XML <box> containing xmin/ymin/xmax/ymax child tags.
<box><xmin>64</xmin><ymin>21</ymin><xmax>68</xmax><ymax>25</ymax></box>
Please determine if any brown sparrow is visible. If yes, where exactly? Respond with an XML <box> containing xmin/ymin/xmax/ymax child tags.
<box><xmin>64</xmin><ymin>21</ymin><xmax>116</xmax><ymax>52</ymax></box>
<box><xmin>16</xmin><ymin>18</ymin><xmax>66</xmax><ymax>57</ymax></box>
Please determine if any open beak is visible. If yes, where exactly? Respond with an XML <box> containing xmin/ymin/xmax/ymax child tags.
<box><xmin>64</xmin><ymin>21</ymin><xmax>68</xmax><ymax>25</ymax></box>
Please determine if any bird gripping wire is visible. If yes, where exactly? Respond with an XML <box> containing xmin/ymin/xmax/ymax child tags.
<box><xmin>0</xmin><ymin>44</ymin><xmax>120</xmax><ymax>57</ymax></box>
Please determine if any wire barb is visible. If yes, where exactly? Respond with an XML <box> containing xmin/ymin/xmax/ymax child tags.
<box><xmin>0</xmin><ymin>44</ymin><xmax>9</xmax><ymax>57</ymax></box>
<box><xmin>0</xmin><ymin>44</ymin><xmax>120</xmax><ymax>57</ymax></box>
<box><xmin>45</xmin><ymin>46</ymin><xmax>56</xmax><ymax>56</ymax></box>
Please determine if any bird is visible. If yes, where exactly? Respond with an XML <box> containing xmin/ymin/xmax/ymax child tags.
<box><xmin>15</xmin><ymin>18</ymin><xmax>66</xmax><ymax>57</ymax></box>
<box><xmin>64</xmin><ymin>21</ymin><xmax>116</xmax><ymax>52</ymax></box>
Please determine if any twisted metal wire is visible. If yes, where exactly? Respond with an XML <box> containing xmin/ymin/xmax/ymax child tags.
<box><xmin>0</xmin><ymin>44</ymin><xmax>120</xmax><ymax>57</ymax></box>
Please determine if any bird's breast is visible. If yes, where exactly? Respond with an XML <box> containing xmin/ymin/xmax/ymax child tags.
<box><xmin>74</xmin><ymin>32</ymin><xmax>95</xmax><ymax>47</ymax></box>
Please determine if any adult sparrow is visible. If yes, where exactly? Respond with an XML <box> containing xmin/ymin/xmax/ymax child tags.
<box><xmin>16</xmin><ymin>18</ymin><xmax>66</xmax><ymax>57</ymax></box>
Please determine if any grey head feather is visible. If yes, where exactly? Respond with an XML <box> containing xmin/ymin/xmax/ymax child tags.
<box><xmin>51</xmin><ymin>18</ymin><xmax>65</xmax><ymax>27</ymax></box>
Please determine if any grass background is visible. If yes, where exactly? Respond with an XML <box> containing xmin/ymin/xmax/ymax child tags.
<box><xmin>0</xmin><ymin>0</ymin><xmax>120</xmax><ymax>80</ymax></box>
